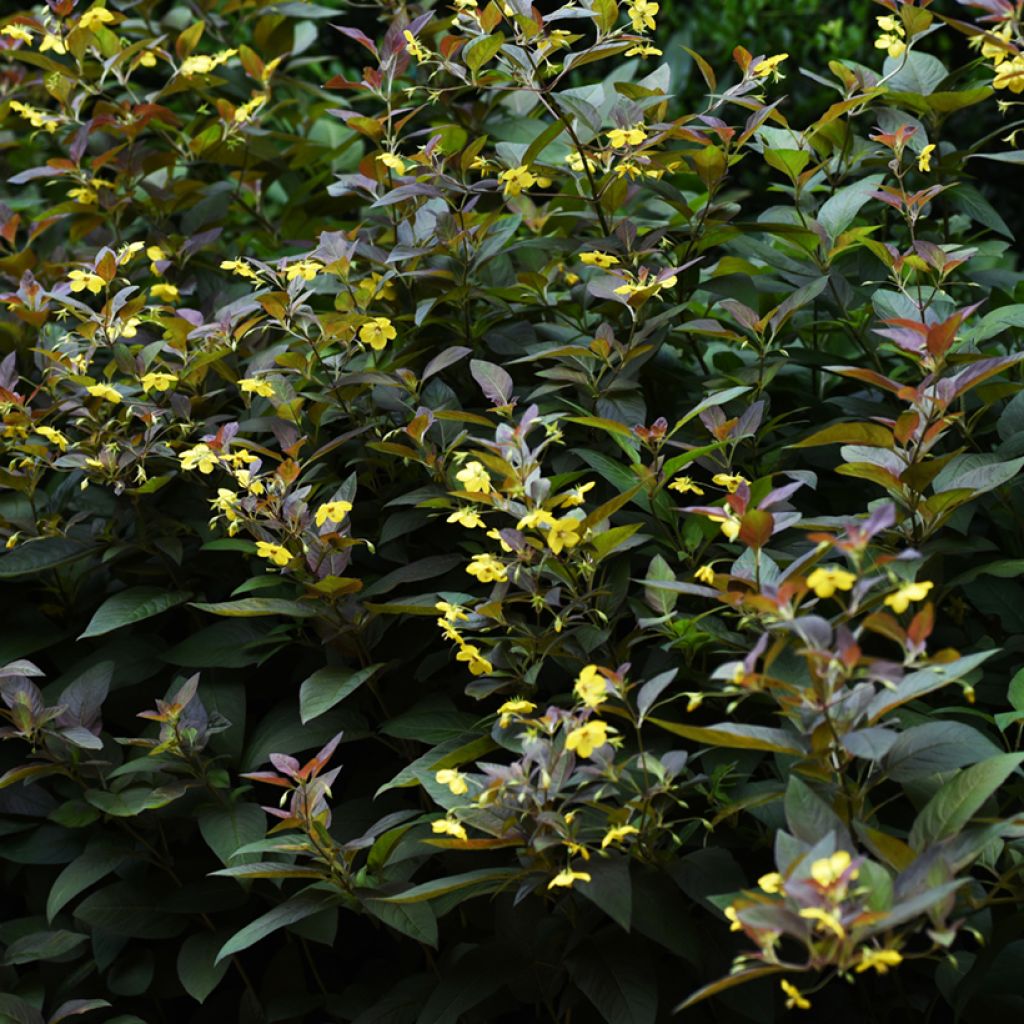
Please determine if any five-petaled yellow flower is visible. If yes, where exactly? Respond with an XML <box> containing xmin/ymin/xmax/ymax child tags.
<box><xmin>565</xmin><ymin>719</ymin><xmax>608</xmax><ymax>758</ymax></box>
<box><xmin>221</xmin><ymin>259</ymin><xmax>258</xmax><ymax>279</ymax></box>
<box><xmin>455</xmin><ymin>460</ymin><xmax>491</xmax><ymax>494</ymax></box>
<box><xmin>466</xmin><ymin>553</ymin><xmax>507</xmax><ymax>583</ymax></box>
<box><xmin>806</xmin><ymin>566</ymin><xmax>857</xmax><ymax>599</ymax></box>
<box><xmin>498</xmin><ymin>165</ymin><xmax>537</xmax><ymax>197</ymax></box>
<box><xmin>758</xmin><ymin>871</ymin><xmax>784</xmax><ymax>894</ymax></box>
<box><xmin>669</xmin><ymin>476</ymin><xmax>704</xmax><ymax>495</ymax></box>
<box><xmin>377</xmin><ymin>152</ymin><xmax>408</xmax><ymax>174</ymax></box>
<box><xmin>359</xmin><ymin>316</ymin><xmax>397</xmax><ymax>351</ymax></box>
<box><xmin>150</xmin><ymin>283</ymin><xmax>179</xmax><ymax>302</ymax></box>
<box><xmin>694</xmin><ymin>564</ymin><xmax>716</xmax><ymax>585</ymax></box>
<box><xmin>560</xmin><ymin>481</ymin><xmax>594</xmax><ymax>507</ymax></box>
<box><xmin>447</xmin><ymin>506</ymin><xmax>485</xmax><ymax>529</ymax></box>
<box><xmin>35</xmin><ymin>426</ymin><xmax>69</xmax><ymax>450</ymax></box>
<box><xmin>255</xmin><ymin>541</ymin><xmax>292</xmax><ymax>566</ymax></box>
<box><xmin>1</xmin><ymin>24</ymin><xmax>33</xmax><ymax>44</ymax></box>
<box><xmin>546</xmin><ymin>516</ymin><xmax>581</xmax><ymax>555</ymax></box>
<box><xmin>799</xmin><ymin>907</ymin><xmax>846</xmax><ymax>939</ymax></box>
<box><xmin>403</xmin><ymin>30</ymin><xmax>430</xmax><ymax>63</ymax></box>
<box><xmin>68</xmin><ymin>270</ymin><xmax>105</xmax><ymax>295</ymax></box>
<box><xmin>810</xmin><ymin>850</ymin><xmax>856</xmax><ymax>888</ymax></box>
<box><xmin>548</xmin><ymin>868</ymin><xmax>591</xmax><ymax>889</ymax></box>
<box><xmin>883</xmin><ymin>580</ymin><xmax>933</xmax><ymax>614</ymax></box>
<box><xmin>753</xmin><ymin>53</ymin><xmax>788</xmax><ymax>79</ymax></box>
<box><xmin>918</xmin><ymin>143</ymin><xmax>935</xmax><ymax>172</ymax></box>
<box><xmin>456</xmin><ymin>643</ymin><xmax>493</xmax><ymax>676</ymax></box>
<box><xmin>580</xmin><ymin>251</ymin><xmax>619</xmax><ymax>268</ymax></box>
<box><xmin>497</xmin><ymin>698</ymin><xmax>536</xmax><ymax>727</ymax></box>
<box><xmin>285</xmin><ymin>259</ymin><xmax>322</xmax><ymax>283</ymax></box>
<box><xmin>855</xmin><ymin>948</ymin><xmax>903</xmax><ymax>975</ymax></box>
<box><xmin>179</xmin><ymin>443</ymin><xmax>219</xmax><ymax>473</ymax></box>
<box><xmin>140</xmin><ymin>372</ymin><xmax>177</xmax><ymax>393</ymax></box>
<box><xmin>435</xmin><ymin>768</ymin><xmax>469</xmax><ymax>795</ymax></box>
<box><xmin>626</xmin><ymin>0</ymin><xmax>658</xmax><ymax>33</ymax></box>
<box><xmin>86</xmin><ymin>383</ymin><xmax>122</xmax><ymax>404</ymax></box>
<box><xmin>601</xmin><ymin>824</ymin><xmax>639</xmax><ymax>849</ymax></box>
<box><xmin>78</xmin><ymin>7</ymin><xmax>117</xmax><ymax>31</ymax></box>
<box><xmin>574</xmin><ymin>665</ymin><xmax>607</xmax><ymax>708</ymax></box>
<box><xmin>875</xmin><ymin>15</ymin><xmax>906</xmax><ymax>59</ymax></box>
<box><xmin>238</xmin><ymin>377</ymin><xmax>275</xmax><ymax>398</ymax></box>
<box><xmin>315</xmin><ymin>500</ymin><xmax>353</xmax><ymax>528</ymax></box>
<box><xmin>431</xmin><ymin>816</ymin><xmax>467</xmax><ymax>840</ymax></box>
<box><xmin>712</xmin><ymin>472</ymin><xmax>748</xmax><ymax>493</ymax></box>
<box><xmin>607</xmin><ymin>125</ymin><xmax>647</xmax><ymax>149</ymax></box>
<box><xmin>781</xmin><ymin>980</ymin><xmax>811</xmax><ymax>1011</ymax></box>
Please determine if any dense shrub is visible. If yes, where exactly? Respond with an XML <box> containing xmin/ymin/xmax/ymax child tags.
<box><xmin>1</xmin><ymin>0</ymin><xmax>1024</xmax><ymax>1021</ymax></box>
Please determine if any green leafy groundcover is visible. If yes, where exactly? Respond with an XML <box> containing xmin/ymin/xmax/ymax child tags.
<box><xmin>2</xmin><ymin>0</ymin><xmax>1024</xmax><ymax>1021</ymax></box>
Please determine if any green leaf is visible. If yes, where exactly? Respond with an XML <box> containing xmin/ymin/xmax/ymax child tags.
<box><xmin>177</xmin><ymin>932</ymin><xmax>230</xmax><ymax>1004</ymax></box>
<box><xmin>0</xmin><ymin>538</ymin><xmax>92</xmax><ymax>579</ymax></box>
<box><xmin>643</xmin><ymin>554</ymin><xmax>676</xmax><ymax>616</ymax></box>
<box><xmin>378</xmin><ymin>867</ymin><xmax>519</xmax><ymax>904</ymax></box>
<box><xmin>47</xmin><ymin>838</ymin><xmax>128</xmax><ymax>923</ymax></box>
<box><xmin>216</xmin><ymin>891</ymin><xmax>334</xmax><ymax>962</ymax></box>
<box><xmin>909</xmin><ymin>753</ymin><xmax>1024</xmax><ymax>850</ymax></box>
<box><xmin>198</xmin><ymin>802</ymin><xmax>267</xmax><ymax>867</ymax></box>
<box><xmin>867</xmin><ymin>651</ymin><xmax>997</xmax><ymax>722</ymax></box>
<box><xmin>363</xmin><ymin>899</ymin><xmax>438</xmax><ymax>947</ymax></box>
<box><xmin>577</xmin><ymin>856</ymin><xmax>631</xmax><ymax>933</ymax></box>
<box><xmin>189</xmin><ymin>598</ymin><xmax>319</xmax><ymax>618</ymax></box>
<box><xmin>789</xmin><ymin>422</ymin><xmax>893</xmax><ymax>449</ymax></box>
<box><xmin>647</xmin><ymin>717</ymin><xmax>806</xmax><ymax>755</ymax></box>
<box><xmin>74</xmin><ymin>881</ymin><xmax>188</xmax><ymax>939</ymax></box>
<box><xmin>568</xmin><ymin>940</ymin><xmax>657</xmax><ymax>1024</ymax></box>
<box><xmin>464</xmin><ymin>33</ymin><xmax>504</xmax><ymax>73</ymax></box>
<box><xmin>79</xmin><ymin>587</ymin><xmax>191</xmax><ymax>639</ymax></box>
<box><xmin>883</xmin><ymin>721</ymin><xmax>1002</xmax><ymax>782</ymax></box>
<box><xmin>2</xmin><ymin>930</ymin><xmax>87</xmax><ymax>965</ymax></box>
<box><xmin>674</xmin><ymin>966</ymin><xmax>791</xmax><ymax>1012</ymax></box>
<box><xmin>300</xmin><ymin>664</ymin><xmax>382</xmax><ymax>723</ymax></box>
<box><xmin>817</xmin><ymin>173</ymin><xmax>885</xmax><ymax>238</ymax></box>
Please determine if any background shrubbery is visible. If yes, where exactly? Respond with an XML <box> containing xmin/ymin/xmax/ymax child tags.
<box><xmin>2</xmin><ymin>1</ymin><xmax>1024</xmax><ymax>1022</ymax></box>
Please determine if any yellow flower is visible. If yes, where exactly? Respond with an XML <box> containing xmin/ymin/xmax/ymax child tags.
<box><xmin>498</xmin><ymin>165</ymin><xmax>537</xmax><ymax>198</ymax></box>
<box><xmin>86</xmin><ymin>383</ymin><xmax>122</xmax><ymax>404</ymax></box>
<box><xmin>625</xmin><ymin>42</ymin><xmax>662</xmax><ymax>57</ymax></box>
<box><xmin>626</xmin><ymin>0</ymin><xmax>658</xmax><ymax>34</ymax></box>
<box><xmin>806</xmin><ymin>566</ymin><xmax>857</xmax><ymax>599</ymax></box>
<box><xmin>918</xmin><ymin>143</ymin><xmax>935</xmax><ymax>172</ymax></box>
<box><xmin>255</xmin><ymin>541</ymin><xmax>292</xmax><ymax>566</ymax></box>
<box><xmin>753</xmin><ymin>53</ymin><xmax>789</xmax><ymax>79</ymax></box>
<box><xmin>221</xmin><ymin>259</ymin><xmax>258</xmax><ymax>279</ymax></box>
<box><xmin>150</xmin><ymin>283</ymin><xmax>179</xmax><ymax>302</ymax></box>
<box><xmin>2</xmin><ymin>25</ymin><xmax>34</xmax><ymax>44</ymax></box>
<box><xmin>487</xmin><ymin>528</ymin><xmax>513</xmax><ymax>553</ymax></box>
<box><xmin>466</xmin><ymin>553</ymin><xmax>507</xmax><ymax>583</ymax></box>
<box><xmin>694</xmin><ymin>565</ymin><xmax>716</xmax><ymax>585</ymax></box>
<box><xmin>600</xmin><ymin>824</ymin><xmax>639</xmax><ymax>849</ymax></box>
<box><xmin>35</xmin><ymin>426</ymin><xmax>69</xmax><ymax>450</ymax></box>
<box><xmin>546</xmin><ymin>516</ymin><xmax>581</xmax><ymax>555</ymax></box>
<box><xmin>875</xmin><ymin>17</ymin><xmax>907</xmax><ymax>59</ymax></box>
<box><xmin>233</xmin><ymin>93</ymin><xmax>267</xmax><ymax>123</ymax></box>
<box><xmin>315</xmin><ymin>500</ymin><xmax>353</xmax><ymax>528</ymax></box>
<box><xmin>431</xmin><ymin>816</ymin><xmax>467</xmax><ymax>840</ymax></box>
<box><xmin>883</xmin><ymin>580</ymin><xmax>934</xmax><ymax>614</ymax></box>
<box><xmin>724</xmin><ymin>905</ymin><xmax>742</xmax><ymax>931</ymax></box>
<box><xmin>979</xmin><ymin>22</ymin><xmax>1013</xmax><ymax>64</ymax></box>
<box><xmin>210</xmin><ymin>488</ymin><xmax>241</xmax><ymax>521</ymax></box>
<box><xmin>436</xmin><ymin>601</ymin><xmax>470</xmax><ymax>623</ymax></box>
<box><xmin>139</xmin><ymin>372</ymin><xmax>177</xmax><ymax>393</ymax></box>
<box><xmin>708</xmin><ymin>512</ymin><xmax>740</xmax><ymax>542</ymax></box>
<box><xmin>559</xmin><ymin>481</ymin><xmax>594</xmax><ymax>507</ymax></box>
<box><xmin>67</xmin><ymin>187</ymin><xmax>96</xmax><ymax>205</ymax></box>
<box><xmin>285</xmin><ymin>259</ymin><xmax>322</xmax><ymax>283</ymax></box>
<box><xmin>8</xmin><ymin>101</ymin><xmax>59</xmax><ymax>133</ymax></box>
<box><xmin>136</xmin><ymin>49</ymin><xmax>157</xmax><ymax>67</ymax></box>
<box><xmin>238</xmin><ymin>377</ymin><xmax>275</xmax><ymax>398</ymax></box>
<box><xmin>686</xmin><ymin>692</ymin><xmax>704</xmax><ymax>712</ymax></box>
<box><xmin>548</xmin><ymin>868</ymin><xmax>591</xmax><ymax>889</ymax></box>
<box><xmin>565</xmin><ymin>719</ymin><xmax>608</xmax><ymax>758</ymax></box>
<box><xmin>359</xmin><ymin>316</ymin><xmax>397</xmax><ymax>351</ymax></box>
<box><xmin>437</xmin><ymin>618</ymin><xmax>463</xmax><ymax>643</ymax></box>
<box><xmin>993</xmin><ymin>55</ymin><xmax>1024</xmax><ymax>93</ymax></box>
<box><xmin>607</xmin><ymin>125</ymin><xmax>647</xmax><ymax>148</ymax></box>
<box><xmin>455</xmin><ymin>460</ymin><xmax>491</xmax><ymax>494</ymax></box>
<box><xmin>40</xmin><ymin>32</ymin><xmax>66</xmax><ymax>54</ymax></box>
<box><xmin>179</xmin><ymin>49</ymin><xmax>237</xmax><ymax>77</ymax></box>
<box><xmin>68</xmin><ymin>270</ymin><xmax>105</xmax><ymax>295</ymax></box>
<box><xmin>810</xmin><ymin>850</ymin><xmax>856</xmax><ymax>888</ymax></box>
<box><xmin>574</xmin><ymin>665</ymin><xmax>607</xmax><ymax>708</ymax></box>
<box><xmin>580</xmin><ymin>251</ymin><xmax>619</xmax><ymax>268</ymax></box>
<box><xmin>456</xmin><ymin>642</ymin><xmax>493</xmax><ymax>676</ymax></box>
<box><xmin>799</xmin><ymin>907</ymin><xmax>846</xmax><ymax>939</ymax></box>
<box><xmin>179</xmin><ymin>443</ymin><xmax>219</xmax><ymax>473</ymax></box>
<box><xmin>498</xmin><ymin>698</ymin><xmax>536</xmax><ymax>727</ymax></box>
<box><xmin>403</xmin><ymin>30</ymin><xmax>430</xmax><ymax>63</ymax></box>
<box><xmin>377</xmin><ymin>152</ymin><xmax>408</xmax><ymax>174</ymax></box>
<box><xmin>758</xmin><ymin>871</ymin><xmax>784</xmax><ymax>894</ymax></box>
<box><xmin>780</xmin><ymin>980</ymin><xmax>811</xmax><ymax>1011</ymax></box>
<box><xmin>447</xmin><ymin>506</ymin><xmax>485</xmax><ymax>529</ymax></box>
<box><xmin>78</xmin><ymin>7</ymin><xmax>117</xmax><ymax>31</ymax></box>
<box><xmin>668</xmin><ymin>476</ymin><xmax>704</xmax><ymax>495</ymax></box>
<box><xmin>517</xmin><ymin>509</ymin><xmax>556</xmax><ymax>531</ymax></box>
<box><xmin>855</xmin><ymin>948</ymin><xmax>903</xmax><ymax>975</ymax></box>
<box><xmin>565</xmin><ymin>152</ymin><xmax>597</xmax><ymax>173</ymax></box>
<box><xmin>435</xmin><ymin>768</ymin><xmax>469</xmax><ymax>795</ymax></box>
<box><xmin>712</xmin><ymin>473</ymin><xmax>748</xmax><ymax>493</ymax></box>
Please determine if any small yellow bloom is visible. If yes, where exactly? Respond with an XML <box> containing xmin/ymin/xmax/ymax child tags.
<box><xmin>668</xmin><ymin>476</ymin><xmax>704</xmax><ymax>495</ymax></box>
<box><xmin>179</xmin><ymin>49</ymin><xmax>237</xmax><ymax>77</ymax></box>
<box><xmin>455</xmin><ymin>643</ymin><xmax>493</xmax><ymax>676</ymax></box>
<box><xmin>810</xmin><ymin>850</ymin><xmax>856</xmax><ymax>888</ymax></box>
<box><xmin>574</xmin><ymin>665</ymin><xmax>607</xmax><ymax>709</ymax></box>
<box><xmin>780</xmin><ymin>980</ymin><xmax>811</xmax><ymax>1011</ymax></box>
<box><xmin>255</xmin><ymin>541</ymin><xmax>292</xmax><ymax>566</ymax></box>
<box><xmin>315</xmin><ymin>500</ymin><xmax>353</xmax><ymax>528</ymax></box>
<box><xmin>724</xmin><ymin>905</ymin><xmax>742</xmax><ymax>932</ymax></box>
<box><xmin>918</xmin><ymin>143</ymin><xmax>936</xmax><ymax>173</ymax></box>
<box><xmin>565</xmin><ymin>152</ymin><xmax>597</xmax><ymax>173</ymax></box>
<box><xmin>799</xmin><ymin>907</ymin><xmax>846</xmax><ymax>939</ymax></box>
<box><xmin>580</xmin><ymin>251</ymin><xmax>619</xmax><ymax>268</ymax></box>
<box><xmin>136</xmin><ymin>49</ymin><xmax>157</xmax><ymax>67</ymax></box>
<box><xmin>436</xmin><ymin>600</ymin><xmax>469</xmax><ymax>623</ymax></box>
<box><xmin>431</xmin><ymin>816</ymin><xmax>467</xmax><ymax>840</ymax></box>
<box><xmin>626</xmin><ymin>0</ymin><xmax>658</xmax><ymax>34</ymax></box>
<box><xmin>626</xmin><ymin>42</ymin><xmax>662</xmax><ymax>57</ymax></box>
<box><xmin>559</xmin><ymin>481</ymin><xmax>594</xmax><ymax>507</ymax></box>
<box><xmin>565</xmin><ymin>719</ymin><xmax>608</xmax><ymax>758</ymax></box>
<box><xmin>435</xmin><ymin>768</ymin><xmax>469</xmax><ymax>795</ymax></box>
<box><xmin>875</xmin><ymin>17</ymin><xmax>907</xmax><ymax>59</ymax></box>
<box><xmin>546</xmin><ymin>516</ymin><xmax>581</xmax><ymax>555</ymax></box>
<box><xmin>607</xmin><ymin>125</ymin><xmax>646</xmax><ymax>149</ymax></box>
<box><xmin>377</xmin><ymin>152</ymin><xmax>408</xmax><ymax>174</ymax></box>
<box><xmin>600</xmin><ymin>825</ymin><xmax>639</xmax><ymax>849</ymax></box>
<box><xmin>517</xmin><ymin>508</ymin><xmax>557</xmax><ymax>531</ymax></box>
<box><xmin>285</xmin><ymin>259</ymin><xmax>322</xmax><ymax>283</ymax></box>
<box><xmin>68</xmin><ymin>270</ymin><xmax>105</xmax><ymax>295</ymax></box>
<box><xmin>238</xmin><ymin>377</ymin><xmax>275</xmax><ymax>398</ymax></box>
<box><xmin>150</xmin><ymin>283</ymin><xmax>179</xmax><ymax>303</ymax></box>
<box><xmin>753</xmin><ymin>53</ymin><xmax>788</xmax><ymax>79</ymax></box>
<box><xmin>139</xmin><ymin>372</ymin><xmax>177</xmax><ymax>393</ymax></box>
<box><xmin>498</xmin><ymin>165</ymin><xmax>537</xmax><ymax>198</ymax></box>
<box><xmin>78</xmin><ymin>7</ymin><xmax>117</xmax><ymax>31</ymax></box>
<box><xmin>179</xmin><ymin>443</ymin><xmax>219</xmax><ymax>474</ymax></box>
<box><xmin>233</xmin><ymin>93</ymin><xmax>267</xmax><ymax>123</ymax></box>
<box><xmin>806</xmin><ymin>566</ymin><xmax>857</xmax><ymax>599</ymax></box>
<box><xmin>35</xmin><ymin>426</ymin><xmax>69</xmax><ymax>450</ymax></box>
<box><xmin>447</xmin><ymin>506</ymin><xmax>485</xmax><ymax>529</ymax></box>
<box><xmin>855</xmin><ymin>948</ymin><xmax>903</xmax><ymax>975</ymax></box>
<box><xmin>758</xmin><ymin>872</ymin><xmax>784</xmax><ymax>894</ymax></box>
<box><xmin>67</xmin><ymin>187</ymin><xmax>97</xmax><ymax>205</ymax></box>
<box><xmin>497</xmin><ymin>698</ymin><xmax>536</xmax><ymax>727</ymax></box>
<box><xmin>86</xmin><ymin>383</ymin><xmax>122</xmax><ymax>404</ymax></box>
<box><xmin>221</xmin><ymin>259</ymin><xmax>258</xmax><ymax>279</ymax></box>
<box><xmin>455</xmin><ymin>460</ymin><xmax>491</xmax><ymax>495</ymax></box>
<box><xmin>712</xmin><ymin>473</ymin><xmax>748</xmax><ymax>493</ymax></box>
<box><xmin>994</xmin><ymin>56</ymin><xmax>1024</xmax><ymax>93</ymax></box>
<box><xmin>466</xmin><ymin>553</ymin><xmax>507</xmax><ymax>583</ymax></box>
<box><xmin>403</xmin><ymin>30</ymin><xmax>430</xmax><ymax>63</ymax></box>
<box><xmin>883</xmin><ymin>580</ymin><xmax>934</xmax><ymax>614</ymax></box>
<box><xmin>1</xmin><ymin>24</ymin><xmax>33</xmax><ymax>44</ymax></box>
<box><xmin>548</xmin><ymin>868</ymin><xmax>591</xmax><ymax>889</ymax></box>
<box><xmin>708</xmin><ymin>513</ymin><xmax>740</xmax><ymax>542</ymax></box>
<box><xmin>359</xmin><ymin>316</ymin><xmax>397</xmax><ymax>351</ymax></box>
<box><xmin>694</xmin><ymin>565</ymin><xmax>716</xmax><ymax>585</ymax></box>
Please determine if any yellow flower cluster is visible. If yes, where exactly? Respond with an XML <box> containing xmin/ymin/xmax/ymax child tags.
<box><xmin>875</xmin><ymin>14</ymin><xmax>906</xmax><ymax>59</ymax></box>
<box><xmin>179</xmin><ymin>48</ymin><xmax>237</xmax><ymax>78</ymax></box>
